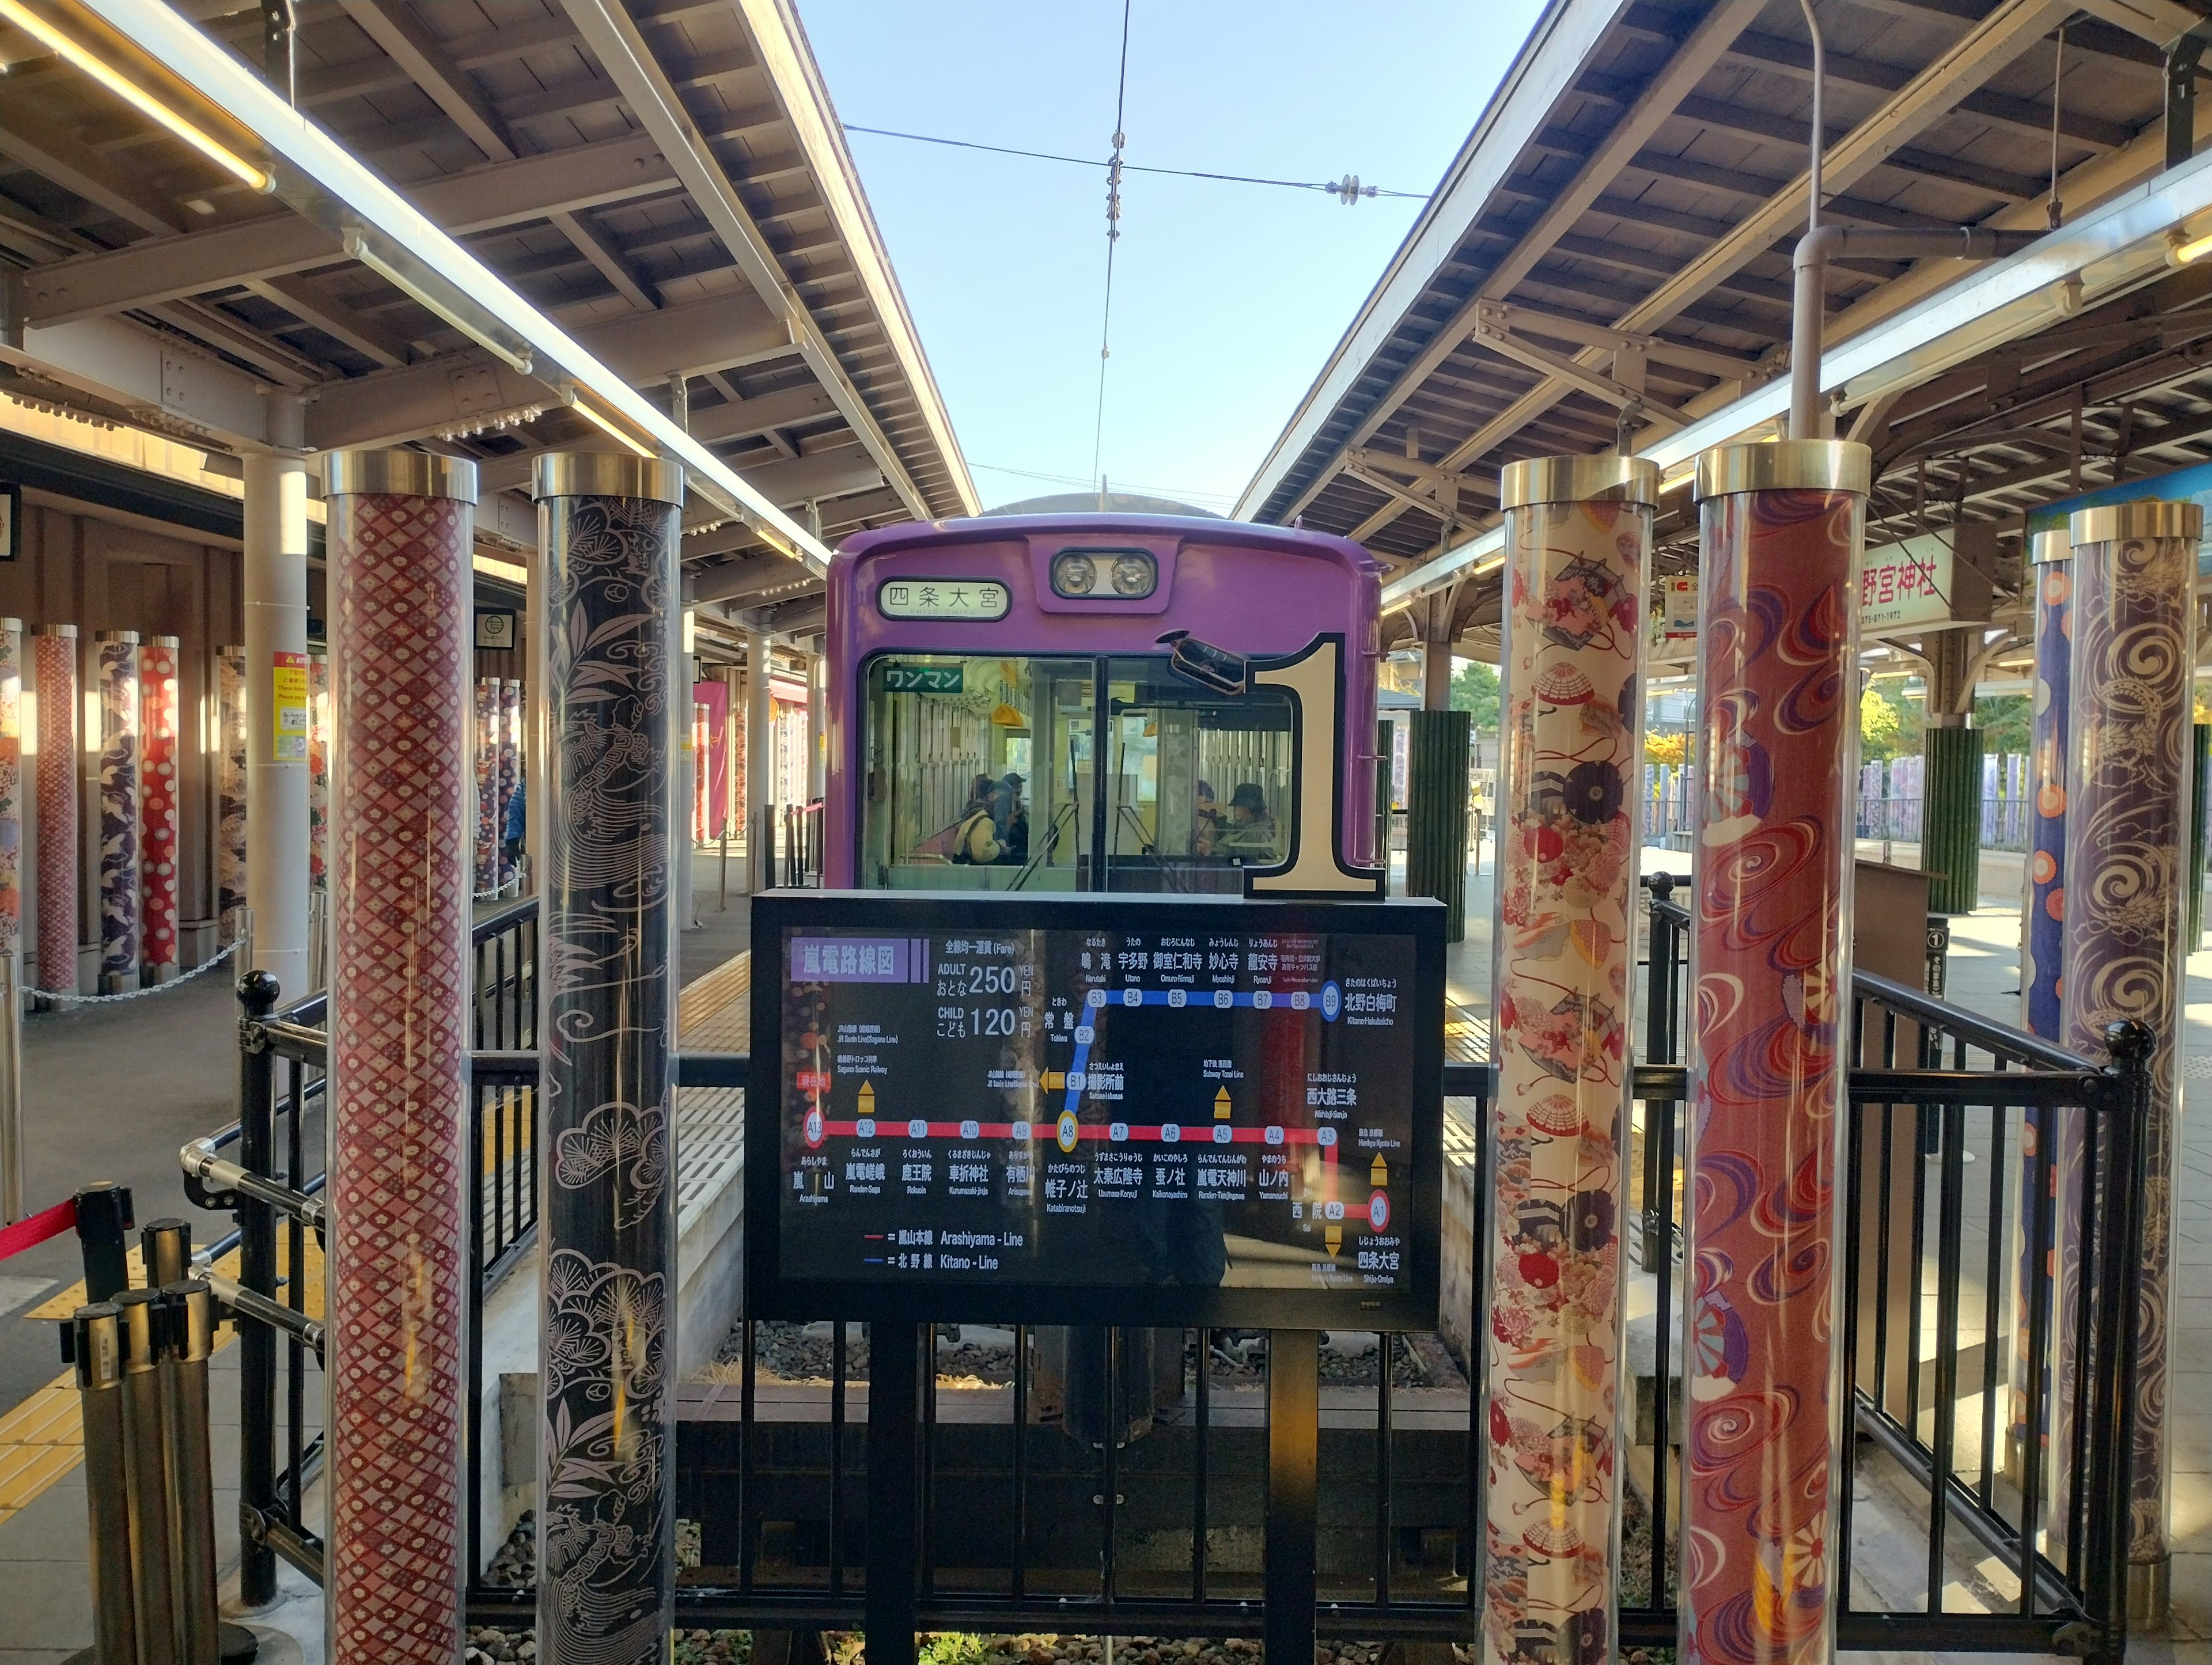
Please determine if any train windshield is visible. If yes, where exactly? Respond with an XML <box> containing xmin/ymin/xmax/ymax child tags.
<box><xmin>859</xmin><ymin>653</ymin><xmax>1293</xmax><ymax>892</ymax></box>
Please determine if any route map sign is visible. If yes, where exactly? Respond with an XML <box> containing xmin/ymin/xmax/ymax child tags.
<box><xmin>747</xmin><ymin>893</ymin><xmax>1445</xmax><ymax>1328</ymax></box>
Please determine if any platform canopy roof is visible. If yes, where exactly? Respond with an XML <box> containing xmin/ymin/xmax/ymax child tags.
<box><xmin>0</xmin><ymin>0</ymin><xmax>977</xmax><ymax>629</ymax></box>
<box><xmin>1237</xmin><ymin>0</ymin><xmax>2212</xmax><ymax>664</ymax></box>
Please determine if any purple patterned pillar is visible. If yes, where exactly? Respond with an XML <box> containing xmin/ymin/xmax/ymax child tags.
<box><xmin>2061</xmin><ymin>499</ymin><xmax>2196</xmax><ymax>1625</ymax></box>
<box><xmin>94</xmin><ymin>632</ymin><xmax>139</xmax><ymax>993</ymax></box>
<box><xmin>322</xmin><ymin>451</ymin><xmax>478</xmax><ymax>1664</ymax></box>
<box><xmin>531</xmin><ymin>453</ymin><xmax>683</xmax><ymax>1665</ymax></box>
<box><xmin>139</xmin><ymin>638</ymin><xmax>180</xmax><ymax>980</ymax></box>
<box><xmin>33</xmin><ymin>625</ymin><xmax>77</xmax><ymax>995</ymax></box>
<box><xmin>1682</xmin><ymin>441</ymin><xmax>1868</xmax><ymax>1665</ymax></box>
<box><xmin>308</xmin><ymin>651</ymin><xmax>329</xmax><ymax>893</ymax></box>
<box><xmin>2012</xmin><ymin>528</ymin><xmax>2071</xmax><ymax>1490</ymax></box>
<box><xmin>1483</xmin><ymin>454</ymin><xmax>1654</xmax><ymax>1665</ymax></box>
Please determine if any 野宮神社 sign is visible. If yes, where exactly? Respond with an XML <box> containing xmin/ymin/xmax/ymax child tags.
<box><xmin>877</xmin><ymin>578</ymin><xmax>1010</xmax><ymax>622</ymax></box>
<box><xmin>1859</xmin><ymin>534</ymin><xmax>1953</xmax><ymax>636</ymax></box>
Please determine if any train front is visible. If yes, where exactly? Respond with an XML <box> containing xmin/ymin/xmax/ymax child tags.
<box><xmin>823</xmin><ymin>514</ymin><xmax>1383</xmax><ymax>893</ymax></box>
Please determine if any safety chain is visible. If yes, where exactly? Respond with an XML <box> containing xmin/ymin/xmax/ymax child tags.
<box><xmin>34</xmin><ymin>940</ymin><xmax>241</xmax><ymax>1006</ymax></box>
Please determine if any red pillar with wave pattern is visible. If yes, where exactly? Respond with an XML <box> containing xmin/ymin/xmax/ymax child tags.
<box><xmin>1681</xmin><ymin>441</ymin><xmax>1868</xmax><ymax>1665</ymax></box>
<box><xmin>323</xmin><ymin>451</ymin><xmax>478</xmax><ymax>1664</ymax></box>
<box><xmin>138</xmin><ymin>636</ymin><xmax>180</xmax><ymax>978</ymax></box>
<box><xmin>33</xmin><ymin>625</ymin><xmax>77</xmax><ymax>995</ymax></box>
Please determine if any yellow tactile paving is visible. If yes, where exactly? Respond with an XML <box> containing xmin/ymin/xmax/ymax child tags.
<box><xmin>679</xmin><ymin>950</ymin><xmax>749</xmax><ymax>1051</ymax></box>
<box><xmin>0</xmin><ymin>1234</ymin><xmax>322</xmax><ymax>1528</ymax></box>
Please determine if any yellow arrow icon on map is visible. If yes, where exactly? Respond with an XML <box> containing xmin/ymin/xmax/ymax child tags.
<box><xmin>1042</xmin><ymin>1071</ymin><xmax>1067</xmax><ymax>1091</ymax></box>
<box><xmin>858</xmin><ymin>1081</ymin><xmax>876</xmax><ymax>1116</ymax></box>
<box><xmin>1324</xmin><ymin>1224</ymin><xmax>1342</xmax><ymax>1260</ymax></box>
<box><xmin>1214</xmin><ymin>1085</ymin><xmax>1232</xmax><ymax>1121</ymax></box>
<box><xmin>1370</xmin><ymin>1152</ymin><xmax>1388</xmax><ymax>1188</ymax></box>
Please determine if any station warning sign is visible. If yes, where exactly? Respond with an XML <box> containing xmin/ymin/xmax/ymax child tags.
<box><xmin>748</xmin><ymin>892</ymin><xmax>1444</xmax><ymax>1329</ymax></box>
<box><xmin>272</xmin><ymin>651</ymin><xmax>308</xmax><ymax>762</ymax></box>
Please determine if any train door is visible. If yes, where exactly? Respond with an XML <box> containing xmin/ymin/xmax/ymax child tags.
<box><xmin>1100</xmin><ymin>657</ymin><xmax>1294</xmax><ymax>894</ymax></box>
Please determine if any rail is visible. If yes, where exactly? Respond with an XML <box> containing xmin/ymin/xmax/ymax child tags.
<box><xmin>197</xmin><ymin>888</ymin><xmax>2146</xmax><ymax>1661</ymax></box>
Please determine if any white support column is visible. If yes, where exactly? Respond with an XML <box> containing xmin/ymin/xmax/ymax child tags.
<box><xmin>747</xmin><ymin>628</ymin><xmax>772</xmax><ymax>890</ymax></box>
<box><xmin>242</xmin><ymin>393</ymin><xmax>310</xmax><ymax>1001</ymax></box>
<box><xmin>806</xmin><ymin>639</ymin><xmax>825</xmax><ymax>802</ymax></box>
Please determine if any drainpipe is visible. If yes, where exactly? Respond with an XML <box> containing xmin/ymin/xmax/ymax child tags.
<box><xmin>1787</xmin><ymin>0</ymin><xmax>2043</xmax><ymax>440</ymax></box>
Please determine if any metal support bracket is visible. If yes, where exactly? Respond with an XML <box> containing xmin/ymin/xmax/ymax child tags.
<box><xmin>2167</xmin><ymin>18</ymin><xmax>2212</xmax><ymax>172</ymax></box>
<box><xmin>1472</xmin><ymin>305</ymin><xmax>1691</xmax><ymax>431</ymax></box>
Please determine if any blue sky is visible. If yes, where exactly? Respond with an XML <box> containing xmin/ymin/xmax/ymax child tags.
<box><xmin>797</xmin><ymin>2</ymin><xmax>1547</xmax><ymax>514</ymax></box>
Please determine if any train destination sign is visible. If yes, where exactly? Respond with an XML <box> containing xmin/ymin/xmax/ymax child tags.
<box><xmin>748</xmin><ymin>892</ymin><xmax>1445</xmax><ymax>1328</ymax></box>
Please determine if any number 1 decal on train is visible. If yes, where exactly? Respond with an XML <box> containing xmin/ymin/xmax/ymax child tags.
<box><xmin>824</xmin><ymin>512</ymin><xmax>1388</xmax><ymax>900</ymax></box>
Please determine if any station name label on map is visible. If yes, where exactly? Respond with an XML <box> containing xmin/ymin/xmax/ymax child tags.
<box><xmin>877</xmin><ymin>578</ymin><xmax>1010</xmax><ymax>622</ymax></box>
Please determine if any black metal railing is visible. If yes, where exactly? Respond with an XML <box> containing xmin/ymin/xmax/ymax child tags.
<box><xmin>200</xmin><ymin>889</ymin><xmax>2147</xmax><ymax>1663</ymax></box>
<box><xmin>783</xmin><ymin>799</ymin><xmax>825</xmax><ymax>888</ymax></box>
<box><xmin>187</xmin><ymin>897</ymin><xmax>540</xmax><ymax>1605</ymax></box>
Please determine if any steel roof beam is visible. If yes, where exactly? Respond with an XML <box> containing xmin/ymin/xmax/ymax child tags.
<box><xmin>1238</xmin><ymin>0</ymin><xmax>1764</xmax><ymax>526</ymax></box>
<box><xmin>560</xmin><ymin>0</ymin><xmax>968</xmax><ymax>518</ymax></box>
<box><xmin>1429</xmin><ymin>0</ymin><xmax>2067</xmax><ymax>481</ymax></box>
<box><xmin>303</xmin><ymin>290</ymin><xmax>795</xmax><ymax>450</ymax></box>
<box><xmin>22</xmin><ymin>130</ymin><xmax>676</xmax><ymax>325</ymax></box>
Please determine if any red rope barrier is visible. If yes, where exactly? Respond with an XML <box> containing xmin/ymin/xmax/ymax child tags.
<box><xmin>0</xmin><ymin>1197</ymin><xmax>78</xmax><ymax>1262</ymax></box>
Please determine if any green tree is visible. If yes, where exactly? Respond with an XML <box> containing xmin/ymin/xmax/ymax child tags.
<box><xmin>1974</xmin><ymin>692</ymin><xmax>2031</xmax><ymax>756</ymax></box>
<box><xmin>1450</xmin><ymin>660</ymin><xmax>1499</xmax><ymax>729</ymax></box>
<box><xmin>1861</xmin><ymin>685</ymin><xmax>1903</xmax><ymax>762</ymax></box>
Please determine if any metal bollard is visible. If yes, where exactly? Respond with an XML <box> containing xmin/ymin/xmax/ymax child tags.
<box><xmin>115</xmin><ymin>1289</ymin><xmax>180</xmax><ymax>1665</ymax></box>
<box><xmin>71</xmin><ymin>1303</ymin><xmax>137</xmax><ymax>1665</ymax></box>
<box><xmin>142</xmin><ymin>1218</ymin><xmax>192</xmax><ymax>1289</ymax></box>
<box><xmin>161</xmin><ymin>1281</ymin><xmax>222</xmax><ymax>1665</ymax></box>
<box><xmin>74</xmin><ymin>1182</ymin><xmax>135</xmax><ymax>1304</ymax></box>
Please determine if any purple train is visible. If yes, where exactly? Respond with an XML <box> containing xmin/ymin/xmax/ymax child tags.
<box><xmin>824</xmin><ymin>514</ymin><xmax>1384</xmax><ymax>894</ymax></box>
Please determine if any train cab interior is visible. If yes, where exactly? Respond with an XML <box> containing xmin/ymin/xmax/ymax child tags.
<box><xmin>859</xmin><ymin>652</ymin><xmax>1294</xmax><ymax>892</ymax></box>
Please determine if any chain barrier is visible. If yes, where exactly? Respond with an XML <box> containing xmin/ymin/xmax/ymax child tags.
<box><xmin>33</xmin><ymin>940</ymin><xmax>241</xmax><ymax>1007</ymax></box>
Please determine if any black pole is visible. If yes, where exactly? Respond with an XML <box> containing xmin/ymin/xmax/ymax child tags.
<box><xmin>866</xmin><ymin>1320</ymin><xmax>921</xmax><ymax>1665</ymax></box>
<box><xmin>2087</xmin><ymin>1020</ymin><xmax>2152</xmax><ymax>1665</ymax></box>
<box><xmin>73</xmin><ymin>1181</ymin><xmax>134</xmax><ymax>1306</ymax></box>
<box><xmin>1264</xmin><ymin>1328</ymin><xmax>1319</xmax><ymax>1665</ymax></box>
<box><xmin>235</xmin><ymin>968</ymin><xmax>281</xmax><ymax>1609</ymax></box>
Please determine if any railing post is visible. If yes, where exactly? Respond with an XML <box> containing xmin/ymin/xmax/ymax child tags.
<box><xmin>234</xmin><ymin>966</ymin><xmax>281</xmax><ymax>1609</ymax></box>
<box><xmin>1641</xmin><ymin>875</ymin><xmax>1677</xmax><ymax>1276</ymax></box>
<box><xmin>2088</xmin><ymin>1019</ymin><xmax>2152</xmax><ymax>1665</ymax></box>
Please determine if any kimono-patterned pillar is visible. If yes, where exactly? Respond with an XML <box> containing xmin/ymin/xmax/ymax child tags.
<box><xmin>322</xmin><ymin>450</ymin><xmax>478</xmax><ymax>1663</ymax></box>
<box><xmin>216</xmin><ymin>646</ymin><xmax>247</xmax><ymax>942</ymax></box>
<box><xmin>33</xmin><ymin>625</ymin><xmax>77</xmax><ymax>995</ymax></box>
<box><xmin>2012</xmin><ymin>528</ymin><xmax>2070</xmax><ymax>1489</ymax></box>
<box><xmin>0</xmin><ymin>619</ymin><xmax>22</xmax><ymax>970</ymax></box>
<box><xmin>2061</xmin><ymin>498</ymin><xmax>2196</xmax><ymax>1626</ymax></box>
<box><xmin>1683</xmin><ymin>440</ymin><xmax>1868</xmax><ymax>1665</ymax></box>
<box><xmin>94</xmin><ymin>632</ymin><xmax>140</xmax><ymax>993</ymax></box>
<box><xmin>1483</xmin><ymin>454</ymin><xmax>1656</xmax><ymax>1665</ymax></box>
<box><xmin>139</xmin><ymin>637</ymin><xmax>180</xmax><ymax>981</ymax></box>
<box><xmin>308</xmin><ymin>651</ymin><xmax>329</xmax><ymax>893</ymax></box>
<box><xmin>531</xmin><ymin>453</ymin><xmax>683</xmax><ymax>1665</ymax></box>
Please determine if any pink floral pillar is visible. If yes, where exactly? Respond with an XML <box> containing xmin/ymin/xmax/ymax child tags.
<box><xmin>1485</xmin><ymin>455</ymin><xmax>1656</xmax><ymax>1665</ymax></box>
<box><xmin>139</xmin><ymin>637</ymin><xmax>180</xmax><ymax>979</ymax></box>
<box><xmin>33</xmin><ymin>625</ymin><xmax>77</xmax><ymax>995</ymax></box>
<box><xmin>1682</xmin><ymin>441</ymin><xmax>1868</xmax><ymax>1665</ymax></box>
<box><xmin>322</xmin><ymin>452</ymin><xmax>478</xmax><ymax>1664</ymax></box>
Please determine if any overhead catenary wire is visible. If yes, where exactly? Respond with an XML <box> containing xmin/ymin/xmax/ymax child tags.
<box><xmin>1092</xmin><ymin>0</ymin><xmax>1134</xmax><ymax>502</ymax></box>
<box><xmin>842</xmin><ymin>123</ymin><xmax>1427</xmax><ymax>200</ymax></box>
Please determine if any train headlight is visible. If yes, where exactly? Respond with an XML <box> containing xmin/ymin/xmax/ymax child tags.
<box><xmin>1051</xmin><ymin>552</ymin><xmax>1097</xmax><ymax>596</ymax></box>
<box><xmin>1110</xmin><ymin>553</ymin><xmax>1157</xmax><ymax>597</ymax></box>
